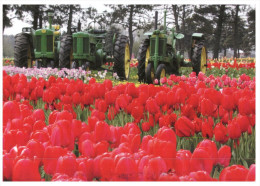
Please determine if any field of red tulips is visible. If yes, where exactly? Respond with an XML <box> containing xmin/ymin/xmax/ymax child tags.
<box><xmin>2</xmin><ymin>68</ymin><xmax>255</xmax><ymax>181</ymax></box>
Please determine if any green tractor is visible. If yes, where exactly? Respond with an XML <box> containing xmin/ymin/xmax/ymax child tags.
<box><xmin>59</xmin><ymin>24</ymin><xmax>130</xmax><ymax>80</ymax></box>
<box><xmin>14</xmin><ymin>12</ymin><xmax>61</xmax><ymax>68</ymax></box>
<box><xmin>137</xmin><ymin>11</ymin><xmax>207</xmax><ymax>84</ymax></box>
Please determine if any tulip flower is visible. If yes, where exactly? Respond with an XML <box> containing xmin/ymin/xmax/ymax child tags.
<box><xmin>246</xmin><ymin>164</ymin><xmax>255</xmax><ymax>181</ymax></box>
<box><xmin>214</xmin><ymin>122</ymin><xmax>229</xmax><ymax>144</ymax></box>
<box><xmin>217</xmin><ymin>145</ymin><xmax>231</xmax><ymax>167</ymax></box>
<box><xmin>175</xmin><ymin>116</ymin><xmax>195</xmax><ymax>137</ymax></box>
<box><xmin>12</xmin><ymin>158</ymin><xmax>41</xmax><ymax>181</ymax></box>
<box><xmin>219</xmin><ymin>165</ymin><xmax>249</xmax><ymax>181</ymax></box>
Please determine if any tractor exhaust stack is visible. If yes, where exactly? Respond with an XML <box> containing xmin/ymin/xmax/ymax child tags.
<box><xmin>164</xmin><ymin>10</ymin><xmax>167</xmax><ymax>33</ymax></box>
<box><xmin>48</xmin><ymin>12</ymin><xmax>54</xmax><ymax>29</ymax></box>
<box><xmin>154</xmin><ymin>11</ymin><xmax>158</xmax><ymax>30</ymax></box>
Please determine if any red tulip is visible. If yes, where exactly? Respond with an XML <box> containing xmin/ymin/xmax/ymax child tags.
<box><xmin>81</xmin><ymin>139</ymin><xmax>95</xmax><ymax>158</ymax></box>
<box><xmin>197</xmin><ymin>139</ymin><xmax>218</xmax><ymax>165</ymax></box>
<box><xmin>43</xmin><ymin>146</ymin><xmax>67</xmax><ymax>175</ymax></box>
<box><xmin>32</xmin><ymin>109</ymin><xmax>45</xmax><ymax>122</ymax></box>
<box><xmin>33</xmin><ymin>120</ymin><xmax>46</xmax><ymax>131</ymax></box>
<box><xmin>200</xmin><ymin>98</ymin><xmax>215</xmax><ymax>117</ymax></box>
<box><xmin>105</xmin><ymin>90</ymin><xmax>119</xmax><ymax>105</ymax></box>
<box><xmin>3</xmin><ymin>101</ymin><xmax>21</xmax><ymax>125</ymax></box>
<box><xmin>51</xmin><ymin>173</ymin><xmax>69</xmax><ymax>181</ymax></box>
<box><xmin>125</xmin><ymin>83</ymin><xmax>139</xmax><ymax>98</ymax></box>
<box><xmin>94</xmin><ymin>141</ymin><xmax>109</xmax><ymax>156</ymax></box>
<box><xmin>26</xmin><ymin>139</ymin><xmax>44</xmax><ymax>163</ymax></box>
<box><xmin>3</xmin><ymin>151</ymin><xmax>17</xmax><ymax>180</ymax></box>
<box><xmin>155</xmin><ymin>91</ymin><xmax>167</xmax><ymax>107</ymax></box>
<box><xmin>77</xmin><ymin>158</ymin><xmax>94</xmax><ymax>181</ymax></box>
<box><xmin>56</xmin><ymin>154</ymin><xmax>78</xmax><ymax>177</ymax></box>
<box><xmin>175</xmin><ymin>116</ymin><xmax>195</xmax><ymax>137</ymax></box>
<box><xmin>108</xmin><ymin>106</ymin><xmax>117</xmax><ymax>120</ymax></box>
<box><xmin>175</xmin><ymin>149</ymin><xmax>192</xmax><ymax>176</ymax></box>
<box><xmin>219</xmin><ymin>165</ymin><xmax>249</xmax><ymax>181</ymax></box>
<box><xmin>71</xmin><ymin>119</ymin><xmax>82</xmax><ymax>140</ymax></box>
<box><xmin>143</xmin><ymin>156</ymin><xmax>167</xmax><ymax>181</ymax></box>
<box><xmin>50</xmin><ymin>120</ymin><xmax>74</xmax><ymax>150</ymax></box>
<box><xmin>158</xmin><ymin>172</ymin><xmax>179</xmax><ymax>181</ymax></box>
<box><xmin>192</xmin><ymin>117</ymin><xmax>202</xmax><ymax>133</ymax></box>
<box><xmin>217</xmin><ymin>145</ymin><xmax>231</xmax><ymax>167</ymax></box>
<box><xmin>221</xmin><ymin>93</ymin><xmax>234</xmax><ymax>111</ymax></box>
<box><xmin>175</xmin><ymin>87</ymin><xmax>187</xmax><ymax>105</ymax></box>
<box><xmin>227</xmin><ymin>119</ymin><xmax>241</xmax><ymax>139</ymax></box>
<box><xmin>115</xmin><ymin>157</ymin><xmax>138</xmax><ymax>181</ymax></box>
<box><xmin>99</xmin><ymin>157</ymin><xmax>115</xmax><ymax>180</ymax></box>
<box><xmin>187</xmin><ymin>171</ymin><xmax>213</xmax><ymax>181</ymax></box>
<box><xmin>142</xmin><ymin>122</ymin><xmax>150</xmax><ymax>132</ymax></box>
<box><xmin>167</xmin><ymin>90</ymin><xmax>176</xmax><ymax>107</ymax></box>
<box><xmin>214</xmin><ymin>122</ymin><xmax>229</xmax><ymax>144</ymax></box>
<box><xmin>145</xmin><ymin>98</ymin><xmax>159</xmax><ymax>115</ymax></box>
<box><xmin>238</xmin><ymin>97</ymin><xmax>251</xmax><ymax>115</ymax></box>
<box><xmin>12</xmin><ymin>158</ymin><xmax>41</xmax><ymax>181</ymax></box>
<box><xmin>96</xmin><ymin>99</ymin><xmax>108</xmax><ymax>113</ymax></box>
<box><xmin>72</xmin><ymin>92</ymin><xmax>81</xmax><ymax>105</ymax></box>
<box><xmin>55</xmin><ymin>110</ymin><xmax>73</xmax><ymax>123</ymax></box>
<box><xmin>201</xmin><ymin>118</ymin><xmax>214</xmax><ymax>139</ymax></box>
<box><xmin>246</xmin><ymin>164</ymin><xmax>255</xmax><ymax>181</ymax></box>
<box><xmin>181</xmin><ymin>104</ymin><xmax>197</xmax><ymax>120</ymax></box>
<box><xmin>94</xmin><ymin>121</ymin><xmax>111</xmax><ymax>142</ymax></box>
<box><xmin>190</xmin><ymin>147</ymin><xmax>214</xmax><ymax>174</ymax></box>
<box><xmin>236</xmin><ymin>114</ymin><xmax>250</xmax><ymax>133</ymax></box>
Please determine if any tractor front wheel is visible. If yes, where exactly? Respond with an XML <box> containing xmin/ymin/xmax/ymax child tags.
<box><xmin>145</xmin><ymin>63</ymin><xmax>155</xmax><ymax>84</ymax></box>
<box><xmin>155</xmin><ymin>64</ymin><xmax>166</xmax><ymax>85</ymax></box>
<box><xmin>59</xmin><ymin>35</ymin><xmax>73</xmax><ymax>69</ymax></box>
<box><xmin>14</xmin><ymin>33</ymin><xmax>34</xmax><ymax>68</ymax></box>
<box><xmin>191</xmin><ymin>41</ymin><xmax>207</xmax><ymax>75</ymax></box>
<box><xmin>113</xmin><ymin>35</ymin><xmax>130</xmax><ymax>80</ymax></box>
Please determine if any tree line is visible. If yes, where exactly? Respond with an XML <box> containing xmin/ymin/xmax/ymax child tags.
<box><xmin>3</xmin><ymin>4</ymin><xmax>255</xmax><ymax>58</ymax></box>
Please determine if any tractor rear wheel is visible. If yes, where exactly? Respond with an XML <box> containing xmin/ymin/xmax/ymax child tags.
<box><xmin>155</xmin><ymin>64</ymin><xmax>166</xmax><ymax>85</ymax></box>
<box><xmin>145</xmin><ymin>63</ymin><xmax>155</xmax><ymax>84</ymax></box>
<box><xmin>113</xmin><ymin>35</ymin><xmax>130</xmax><ymax>80</ymax></box>
<box><xmin>104</xmin><ymin>28</ymin><xmax>120</xmax><ymax>56</ymax></box>
<box><xmin>191</xmin><ymin>41</ymin><xmax>207</xmax><ymax>75</ymax></box>
<box><xmin>59</xmin><ymin>35</ymin><xmax>73</xmax><ymax>69</ymax></box>
<box><xmin>137</xmin><ymin>39</ymin><xmax>150</xmax><ymax>82</ymax></box>
<box><xmin>14</xmin><ymin>33</ymin><xmax>33</xmax><ymax>68</ymax></box>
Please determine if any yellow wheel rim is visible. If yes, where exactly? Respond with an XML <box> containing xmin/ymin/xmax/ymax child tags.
<box><xmin>124</xmin><ymin>43</ymin><xmax>130</xmax><ymax>79</ymax></box>
<box><xmin>145</xmin><ymin>47</ymin><xmax>150</xmax><ymax>72</ymax></box>
<box><xmin>160</xmin><ymin>68</ymin><xmax>166</xmax><ymax>79</ymax></box>
<box><xmin>201</xmin><ymin>47</ymin><xmax>207</xmax><ymax>73</ymax></box>
<box><xmin>27</xmin><ymin>46</ymin><xmax>32</xmax><ymax>68</ymax></box>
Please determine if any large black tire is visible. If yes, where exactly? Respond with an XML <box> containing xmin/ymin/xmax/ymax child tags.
<box><xmin>137</xmin><ymin>39</ymin><xmax>150</xmax><ymax>82</ymax></box>
<box><xmin>145</xmin><ymin>63</ymin><xmax>155</xmax><ymax>84</ymax></box>
<box><xmin>59</xmin><ymin>35</ymin><xmax>73</xmax><ymax>69</ymax></box>
<box><xmin>167</xmin><ymin>44</ymin><xmax>180</xmax><ymax>75</ymax></box>
<box><xmin>14</xmin><ymin>33</ymin><xmax>34</xmax><ymax>68</ymax></box>
<box><xmin>191</xmin><ymin>41</ymin><xmax>207</xmax><ymax>75</ymax></box>
<box><xmin>104</xmin><ymin>28</ymin><xmax>120</xmax><ymax>55</ymax></box>
<box><xmin>113</xmin><ymin>35</ymin><xmax>130</xmax><ymax>80</ymax></box>
<box><xmin>155</xmin><ymin>64</ymin><xmax>167</xmax><ymax>85</ymax></box>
